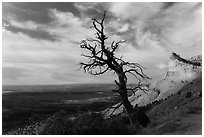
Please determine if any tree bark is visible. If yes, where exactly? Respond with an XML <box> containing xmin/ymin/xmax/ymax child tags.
<box><xmin>121</xmin><ymin>92</ymin><xmax>134</xmax><ymax>126</ymax></box>
<box><xmin>121</xmin><ymin>92</ymin><xmax>133</xmax><ymax>114</ymax></box>
<box><xmin>117</xmin><ymin>72</ymin><xmax>135</xmax><ymax>125</ymax></box>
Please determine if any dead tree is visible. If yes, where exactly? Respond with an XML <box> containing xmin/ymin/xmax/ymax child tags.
<box><xmin>79</xmin><ymin>11</ymin><xmax>149</xmax><ymax>126</ymax></box>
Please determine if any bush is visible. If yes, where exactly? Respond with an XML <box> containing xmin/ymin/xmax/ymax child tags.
<box><xmin>39</xmin><ymin>110</ymin><xmax>73</xmax><ymax>135</ymax></box>
<box><xmin>39</xmin><ymin>110</ymin><xmax>139</xmax><ymax>135</ymax></box>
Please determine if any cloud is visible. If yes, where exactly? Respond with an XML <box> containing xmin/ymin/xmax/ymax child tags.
<box><xmin>9</xmin><ymin>19</ymin><xmax>39</xmax><ymax>30</ymax></box>
<box><xmin>118</xmin><ymin>23</ymin><xmax>129</xmax><ymax>32</ymax></box>
<box><xmin>146</xmin><ymin>3</ymin><xmax>202</xmax><ymax>49</ymax></box>
<box><xmin>2</xmin><ymin>7</ymin><xmax>97</xmax><ymax>64</ymax></box>
<box><xmin>107</xmin><ymin>2</ymin><xmax>201</xmax><ymax>53</ymax></box>
<box><xmin>2</xmin><ymin>66</ymin><xmax>27</xmax><ymax>80</ymax></box>
<box><xmin>2</xmin><ymin>28</ymin><xmax>81</xmax><ymax>85</ymax></box>
<box><xmin>156</xmin><ymin>63</ymin><xmax>168</xmax><ymax>70</ymax></box>
<box><xmin>74</xmin><ymin>2</ymin><xmax>98</xmax><ymax>11</ymax></box>
<box><xmin>3</xmin><ymin>5</ymin><xmax>97</xmax><ymax>85</ymax></box>
<box><xmin>105</xmin><ymin>3</ymin><xmax>163</xmax><ymax>49</ymax></box>
<box><xmin>3</xmin><ymin>14</ymin><xmax>57</xmax><ymax>41</ymax></box>
<box><xmin>2</xmin><ymin>2</ymin><xmax>201</xmax><ymax>85</ymax></box>
<box><xmin>3</xmin><ymin>29</ymin><xmax>83</xmax><ymax>65</ymax></box>
<box><xmin>46</xmin><ymin>8</ymin><xmax>94</xmax><ymax>42</ymax></box>
<box><xmin>109</xmin><ymin>2</ymin><xmax>162</xmax><ymax>21</ymax></box>
<box><xmin>3</xmin><ymin>7</ymin><xmax>94</xmax><ymax>42</ymax></box>
<box><xmin>74</xmin><ymin>2</ymin><xmax>110</xmax><ymax>19</ymax></box>
<box><xmin>2</xmin><ymin>8</ymin><xmax>113</xmax><ymax>85</ymax></box>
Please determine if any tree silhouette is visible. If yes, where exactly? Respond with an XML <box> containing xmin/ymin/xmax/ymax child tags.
<box><xmin>79</xmin><ymin>11</ymin><xmax>149</xmax><ymax>126</ymax></box>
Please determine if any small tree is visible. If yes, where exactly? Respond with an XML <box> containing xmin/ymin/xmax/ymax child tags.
<box><xmin>79</xmin><ymin>11</ymin><xmax>149</xmax><ymax>126</ymax></box>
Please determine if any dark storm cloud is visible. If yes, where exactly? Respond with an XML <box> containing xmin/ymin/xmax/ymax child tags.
<box><xmin>2</xmin><ymin>2</ymin><xmax>114</xmax><ymax>42</ymax></box>
<box><xmin>5</xmin><ymin>23</ymin><xmax>57</xmax><ymax>41</ymax></box>
<box><xmin>74</xmin><ymin>2</ymin><xmax>116</xmax><ymax>23</ymax></box>
<box><xmin>162</xmin><ymin>2</ymin><xmax>176</xmax><ymax>10</ymax></box>
<box><xmin>2</xmin><ymin>2</ymin><xmax>81</xmax><ymax>41</ymax></box>
<box><xmin>3</xmin><ymin>2</ymin><xmax>52</xmax><ymax>24</ymax></box>
<box><xmin>3</xmin><ymin>2</ymin><xmax>80</xmax><ymax>24</ymax></box>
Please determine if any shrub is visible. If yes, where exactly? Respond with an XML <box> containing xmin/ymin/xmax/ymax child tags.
<box><xmin>39</xmin><ymin>110</ymin><xmax>138</xmax><ymax>135</ymax></box>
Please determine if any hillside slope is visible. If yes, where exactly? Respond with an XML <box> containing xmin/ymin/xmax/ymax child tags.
<box><xmin>103</xmin><ymin>53</ymin><xmax>202</xmax><ymax>118</ymax></box>
<box><xmin>142</xmin><ymin>74</ymin><xmax>202</xmax><ymax>134</ymax></box>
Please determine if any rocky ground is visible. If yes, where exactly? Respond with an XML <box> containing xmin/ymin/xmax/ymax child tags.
<box><xmin>141</xmin><ymin>75</ymin><xmax>202</xmax><ymax>135</ymax></box>
<box><xmin>4</xmin><ymin>122</ymin><xmax>44</xmax><ymax>135</ymax></box>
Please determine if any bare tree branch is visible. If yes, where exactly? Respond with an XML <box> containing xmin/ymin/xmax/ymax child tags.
<box><xmin>79</xmin><ymin>11</ymin><xmax>150</xmax><ymax>126</ymax></box>
<box><xmin>109</xmin><ymin>102</ymin><xmax>123</xmax><ymax>117</ymax></box>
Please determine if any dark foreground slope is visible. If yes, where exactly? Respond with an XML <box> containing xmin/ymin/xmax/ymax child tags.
<box><xmin>142</xmin><ymin>75</ymin><xmax>202</xmax><ymax>134</ymax></box>
<box><xmin>4</xmin><ymin>76</ymin><xmax>202</xmax><ymax>135</ymax></box>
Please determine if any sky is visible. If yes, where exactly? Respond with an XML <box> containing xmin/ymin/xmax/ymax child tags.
<box><xmin>2</xmin><ymin>2</ymin><xmax>202</xmax><ymax>85</ymax></box>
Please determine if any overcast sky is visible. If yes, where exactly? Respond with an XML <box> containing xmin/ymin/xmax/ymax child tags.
<box><xmin>2</xmin><ymin>2</ymin><xmax>202</xmax><ymax>85</ymax></box>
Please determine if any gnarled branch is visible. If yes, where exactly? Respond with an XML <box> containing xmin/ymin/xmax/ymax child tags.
<box><xmin>79</xmin><ymin>11</ymin><xmax>150</xmax><ymax>123</ymax></box>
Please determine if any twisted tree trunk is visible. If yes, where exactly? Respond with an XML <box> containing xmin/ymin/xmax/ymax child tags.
<box><xmin>121</xmin><ymin>92</ymin><xmax>133</xmax><ymax>114</ymax></box>
<box><xmin>117</xmin><ymin>72</ymin><xmax>135</xmax><ymax>125</ymax></box>
<box><xmin>121</xmin><ymin>92</ymin><xmax>134</xmax><ymax>126</ymax></box>
<box><xmin>79</xmin><ymin>11</ymin><xmax>149</xmax><ymax>127</ymax></box>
